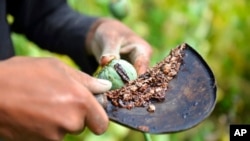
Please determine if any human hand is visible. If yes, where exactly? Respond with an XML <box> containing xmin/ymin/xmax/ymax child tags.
<box><xmin>0</xmin><ymin>57</ymin><xmax>112</xmax><ymax>141</ymax></box>
<box><xmin>86</xmin><ymin>18</ymin><xmax>153</xmax><ymax>75</ymax></box>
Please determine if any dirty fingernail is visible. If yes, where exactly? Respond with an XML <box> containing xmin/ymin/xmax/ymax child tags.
<box><xmin>97</xmin><ymin>79</ymin><xmax>112</xmax><ymax>87</ymax></box>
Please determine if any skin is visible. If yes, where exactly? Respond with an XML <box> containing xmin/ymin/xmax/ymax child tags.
<box><xmin>0</xmin><ymin>19</ymin><xmax>152</xmax><ymax>141</ymax></box>
<box><xmin>0</xmin><ymin>57</ymin><xmax>111</xmax><ymax>141</ymax></box>
<box><xmin>86</xmin><ymin>18</ymin><xmax>153</xmax><ymax>75</ymax></box>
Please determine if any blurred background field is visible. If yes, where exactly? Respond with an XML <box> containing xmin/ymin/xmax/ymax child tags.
<box><xmin>12</xmin><ymin>0</ymin><xmax>250</xmax><ymax>141</ymax></box>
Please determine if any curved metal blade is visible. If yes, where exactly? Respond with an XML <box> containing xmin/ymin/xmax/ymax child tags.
<box><xmin>100</xmin><ymin>43</ymin><xmax>216</xmax><ymax>134</ymax></box>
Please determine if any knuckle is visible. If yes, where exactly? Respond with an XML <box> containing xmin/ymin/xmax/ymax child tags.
<box><xmin>45</xmin><ymin>131</ymin><xmax>65</xmax><ymax>141</ymax></box>
<box><xmin>59</xmin><ymin>108</ymin><xmax>85</xmax><ymax>134</ymax></box>
<box><xmin>48</xmin><ymin>135</ymin><xmax>63</xmax><ymax>141</ymax></box>
<box><xmin>64</xmin><ymin>115</ymin><xmax>85</xmax><ymax>134</ymax></box>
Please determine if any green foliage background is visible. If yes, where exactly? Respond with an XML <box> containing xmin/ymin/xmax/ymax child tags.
<box><xmin>12</xmin><ymin>0</ymin><xmax>250</xmax><ymax>141</ymax></box>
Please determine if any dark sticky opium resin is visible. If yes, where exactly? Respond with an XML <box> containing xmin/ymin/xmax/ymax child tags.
<box><xmin>114</xmin><ymin>63</ymin><xmax>130</xmax><ymax>83</ymax></box>
<box><xmin>105</xmin><ymin>44</ymin><xmax>186</xmax><ymax>112</ymax></box>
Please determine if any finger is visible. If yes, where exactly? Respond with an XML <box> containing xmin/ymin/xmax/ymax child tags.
<box><xmin>88</xmin><ymin>78</ymin><xmax>112</xmax><ymax>94</ymax></box>
<box><xmin>99</xmin><ymin>55</ymin><xmax>116</xmax><ymax>66</ymax></box>
<box><xmin>71</xmin><ymin>85</ymin><xmax>109</xmax><ymax>134</ymax></box>
<box><xmin>63</xmin><ymin>69</ymin><xmax>111</xmax><ymax>134</ymax></box>
<box><xmin>76</xmin><ymin>71</ymin><xmax>112</xmax><ymax>93</ymax></box>
<box><xmin>134</xmin><ymin>55</ymin><xmax>151</xmax><ymax>75</ymax></box>
<box><xmin>65</xmin><ymin>67</ymin><xmax>112</xmax><ymax>94</ymax></box>
<box><xmin>94</xmin><ymin>22</ymin><xmax>126</xmax><ymax>64</ymax></box>
<box><xmin>91</xmin><ymin>33</ymin><xmax>122</xmax><ymax>66</ymax></box>
<box><xmin>120</xmin><ymin>42</ymin><xmax>153</xmax><ymax>75</ymax></box>
<box><xmin>82</xmin><ymin>88</ymin><xmax>109</xmax><ymax>134</ymax></box>
<box><xmin>98</xmin><ymin>37</ymin><xmax>122</xmax><ymax>65</ymax></box>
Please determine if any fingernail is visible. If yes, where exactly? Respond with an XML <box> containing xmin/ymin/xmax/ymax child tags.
<box><xmin>100</xmin><ymin>55</ymin><xmax>116</xmax><ymax>66</ymax></box>
<box><xmin>97</xmin><ymin>79</ymin><xmax>112</xmax><ymax>87</ymax></box>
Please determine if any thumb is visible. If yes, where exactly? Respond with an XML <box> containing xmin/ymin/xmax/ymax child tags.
<box><xmin>90</xmin><ymin>20</ymin><xmax>125</xmax><ymax>65</ymax></box>
<box><xmin>67</xmin><ymin>67</ymin><xmax>112</xmax><ymax>93</ymax></box>
<box><xmin>86</xmin><ymin>78</ymin><xmax>112</xmax><ymax>94</ymax></box>
<box><xmin>96</xmin><ymin>34</ymin><xmax>122</xmax><ymax>66</ymax></box>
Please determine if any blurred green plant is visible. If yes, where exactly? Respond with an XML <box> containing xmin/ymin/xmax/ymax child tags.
<box><xmin>109</xmin><ymin>0</ymin><xmax>130</xmax><ymax>20</ymax></box>
<box><xmin>12</xmin><ymin>0</ymin><xmax>250</xmax><ymax>141</ymax></box>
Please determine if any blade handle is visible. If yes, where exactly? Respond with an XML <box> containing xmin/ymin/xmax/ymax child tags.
<box><xmin>95</xmin><ymin>94</ymin><xmax>108</xmax><ymax>109</ymax></box>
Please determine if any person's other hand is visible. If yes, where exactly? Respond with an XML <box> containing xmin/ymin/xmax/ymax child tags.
<box><xmin>0</xmin><ymin>57</ymin><xmax>111</xmax><ymax>141</ymax></box>
<box><xmin>86</xmin><ymin>18</ymin><xmax>153</xmax><ymax>75</ymax></box>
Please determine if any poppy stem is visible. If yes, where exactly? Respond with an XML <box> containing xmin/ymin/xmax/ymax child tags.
<box><xmin>143</xmin><ymin>133</ymin><xmax>152</xmax><ymax>141</ymax></box>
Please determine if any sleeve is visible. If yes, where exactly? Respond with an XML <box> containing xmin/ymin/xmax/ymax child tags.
<box><xmin>8</xmin><ymin>0</ymin><xmax>99</xmax><ymax>74</ymax></box>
